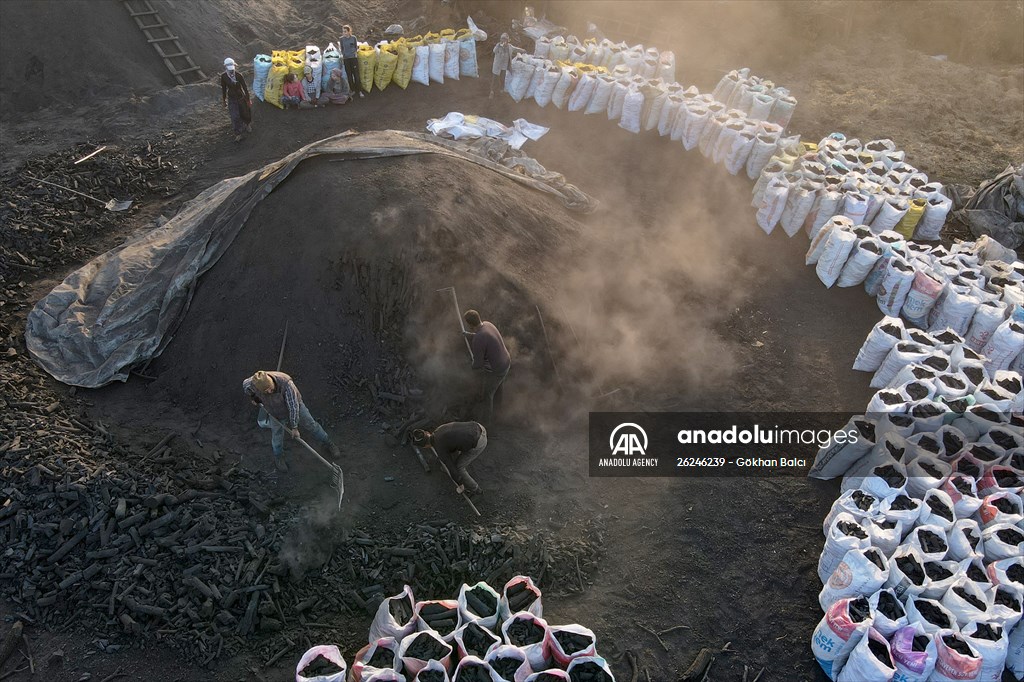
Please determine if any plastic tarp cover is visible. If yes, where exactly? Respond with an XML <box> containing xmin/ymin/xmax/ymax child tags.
<box><xmin>955</xmin><ymin>163</ymin><xmax>1024</xmax><ymax>249</ymax></box>
<box><xmin>25</xmin><ymin>130</ymin><xmax>597</xmax><ymax>388</ymax></box>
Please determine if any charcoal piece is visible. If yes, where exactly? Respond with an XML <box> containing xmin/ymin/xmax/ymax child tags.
<box><xmin>553</xmin><ymin>631</ymin><xmax>593</xmax><ymax>656</ymax></box>
<box><xmin>996</xmin><ymin>376</ymin><xmax>1022</xmax><ymax>393</ymax></box>
<box><xmin>996</xmin><ymin>470</ymin><xmax>1023</xmax><ymax>488</ymax></box>
<box><xmin>965</xmin><ymin>562</ymin><xmax>988</xmax><ymax>583</ymax></box>
<box><xmin>877</xmin><ymin>591</ymin><xmax>904</xmax><ymax>620</ymax></box>
<box><xmin>941</xmin><ymin>432</ymin><xmax>963</xmax><ymax>454</ymax></box>
<box><xmin>988</xmin><ymin>431</ymin><xmax>1017</xmax><ymax>449</ymax></box>
<box><xmin>963</xmin><ymin>366</ymin><xmax>985</xmax><ymax>385</ymax></box>
<box><xmin>868</xmin><ymin>636</ymin><xmax>892</xmax><ymax>666</ymax></box>
<box><xmin>920</xmin><ymin>462</ymin><xmax>942</xmax><ymax>478</ymax></box>
<box><xmin>973</xmin><ymin>407</ymin><xmax>999</xmax><ymax>422</ymax></box>
<box><xmin>879</xmin><ymin>391</ymin><xmax>903</xmax><ymax>405</ymax></box>
<box><xmin>905</xmin><ymin>383</ymin><xmax>930</xmax><ymax>400</ymax></box>
<box><xmin>912</xmin><ymin>403</ymin><xmax>944</xmax><ymax>419</ymax></box>
<box><xmin>864</xmin><ymin>549</ymin><xmax>884</xmax><ymax>571</ymax></box>
<box><xmin>957</xmin><ymin>459</ymin><xmax>981</xmax><ymax>478</ymax></box>
<box><xmin>1006</xmin><ymin>563</ymin><xmax>1024</xmax><ymax>585</ymax></box>
<box><xmin>456</xmin><ymin>663</ymin><xmax>493</xmax><ymax>682</ymax></box>
<box><xmin>890</xmin><ymin>495</ymin><xmax>917</xmax><ymax>511</ymax></box>
<box><xmin>997</xmin><ymin>528</ymin><xmax>1024</xmax><ymax>546</ymax></box>
<box><xmin>942</xmin><ymin>634</ymin><xmax>974</xmax><ymax>656</ymax></box>
<box><xmin>970</xmin><ymin>623</ymin><xmax>1002</xmax><ymax>641</ymax></box>
<box><xmin>951</xmin><ymin>477</ymin><xmax>974</xmax><ymax>496</ymax></box>
<box><xmin>926</xmin><ymin>496</ymin><xmax>953</xmax><ymax>521</ymax></box>
<box><xmin>430</xmin><ymin>618</ymin><xmax>457</xmax><ymax>635</ymax></box>
<box><xmin>924</xmin><ymin>562</ymin><xmax>953</xmax><ymax>581</ymax></box>
<box><xmin>921</xmin><ymin>357</ymin><xmax>948</xmax><ymax>371</ymax></box>
<box><xmin>994</xmin><ymin>589</ymin><xmax>1022</xmax><ymax>611</ymax></box>
<box><xmin>951</xmin><ymin>587</ymin><xmax>987</xmax><ymax>612</ymax></box>
<box><xmin>917</xmin><ymin>530</ymin><xmax>947</xmax><ymax>554</ymax></box>
<box><xmin>881</xmin><ymin>324</ymin><xmax>901</xmax><ymax>337</ymax></box>
<box><xmin>917</xmin><ymin>436</ymin><xmax>941</xmax><ymax>454</ymax></box>
<box><xmin>506</xmin><ymin>618</ymin><xmax>544</xmax><ymax>646</ymax></box>
<box><xmin>911</xmin><ymin>367</ymin><xmax>935</xmax><ymax>380</ymax></box>
<box><xmin>848</xmin><ymin>597</ymin><xmax>870</xmax><ymax>623</ymax></box>
<box><xmin>837</xmin><ymin>521</ymin><xmax>867</xmax><ymax>539</ymax></box>
<box><xmin>915</xmin><ymin>600</ymin><xmax>951</xmax><ymax>628</ymax></box>
<box><xmin>888</xmin><ymin>415</ymin><xmax>914</xmax><ymax>428</ymax></box>
<box><xmin>368</xmin><ymin>646</ymin><xmax>396</xmax><ymax>668</ymax></box>
<box><xmin>508</xmin><ymin>590</ymin><xmax>537</xmax><ymax>612</ymax></box>
<box><xmin>462</xmin><ymin>622</ymin><xmax>499</xmax><ymax>657</ymax></box>
<box><xmin>569</xmin><ymin>661</ymin><xmax>614</xmax><ymax>682</ymax></box>
<box><xmin>300</xmin><ymin>655</ymin><xmax>343</xmax><ymax>677</ymax></box>
<box><xmin>884</xmin><ymin>441</ymin><xmax>905</xmax><ymax>459</ymax></box>
<box><xmin>961</xmin><ymin>347</ymin><xmax>982</xmax><ymax>361</ymax></box>
<box><xmin>896</xmin><ymin>555</ymin><xmax>925</xmax><ymax>585</ymax></box>
<box><xmin>877</xmin><ymin>520</ymin><xmax>897</xmax><ymax>530</ymax></box>
<box><xmin>418</xmin><ymin>671</ymin><xmax>446</xmax><ymax>682</ymax></box>
<box><xmin>406</xmin><ymin>633</ymin><xmax>448</xmax><ymax>660</ymax></box>
<box><xmin>390</xmin><ymin>595</ymin><xmax>413</xmax><ymax>624</ymax></box>
<box><xmin>961</xmin><ymin>528</ymin><xmax>980</xmax><ymax>551</ymax></box>
<box><xmin>939</xmin><ymin>375</ymin><xmax>965</xmax><ymax>390</ymax></box>
<box><xmin>420</xmin><ymin>603</ymin><xmax>455</xmax><ymax>617</ymax></box>
<box><xmin>992</xmin><ymin>497</ymin><xmax>1019</xmax><ymax>514</ymax></box>
<box><xmin>506</xmin><ymin>582</ymin><xmax>528</xmax><ymax>598</ymax></box>
<box><xmin>854</xmin><ymin>420</ymin><xmax>875</xmax><ymax>440</ymax></box>
<box><xmin>851</xmin><ymin>490</ymin><xmax>875</xmax><ymax>511</ymax></box>
<box><xmin>934</xmin><ymin>331</ymin><xmax>960</xmax><ymax>343</ymax></box>
<box><xmin>912</xmin><ymin>635</ymin><xmax>929</xmax><ymax>652</ymax></box>
<box><xmin>944</xmin><ymin>397</ymin><xmax>971</xmax><ymax>413</ymax></box>
<box><xmin>875</xmin><ymin>464</ymin><xmax>906</xmax><ymax>488</ymax></box>
<box><xmin>969</xmin><ymin>445</ymin><xmax>999</xmax><ymax>462</ymax></box>
<box><xmin>491</xmin><ymin>657</ymin><xmax>524</xmax><ymax>680</ymax></box>
<box><xmin>466</xmin><ymin>586</ymin><xmax>497</xmax><ymax>617</ymax></box>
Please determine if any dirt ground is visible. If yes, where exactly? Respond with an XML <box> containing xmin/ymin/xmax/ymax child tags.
<box><xmin>1</xmin><ymin>1</ymin><xmax>1022</xmax><ymax>681</ymax></box>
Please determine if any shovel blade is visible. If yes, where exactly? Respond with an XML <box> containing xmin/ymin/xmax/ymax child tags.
<box><xmin>106</xmin><ymin>199</ymin><xmax>134</xmax><ymax>211</ymax></box>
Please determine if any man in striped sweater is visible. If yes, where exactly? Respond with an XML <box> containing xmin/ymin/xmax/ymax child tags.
<box><xmin>243</xmin><ymin>370</ymin><xmax>340</xmax><ymax>472</ymax></box>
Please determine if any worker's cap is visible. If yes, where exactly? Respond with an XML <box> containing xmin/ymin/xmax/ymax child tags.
<box><xmin>303</xmin><ymin>65</ymin><xmax>313</xmax><ymax>74</ymax></box>
<box><xmin>224</xmin><ymin>57</ymin><xmax>236</xmax><ymax>70</ymax></box>
<box><xmin>250</xmin><ymin>371</ymin><xmax>274</xmax><ymax>392</ymax></box>
<box><xmin>411</xmin><ymin>429</ymin><xmax>430</xmax><ymax>446</ymax></box>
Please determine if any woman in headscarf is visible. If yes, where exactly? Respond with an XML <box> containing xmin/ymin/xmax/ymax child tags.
<box><xmin>281</xmin><ymin>73</ymin><xmax>302</xmax><ymax>109</ymax></box>
<box><xmin>490</xmin><ymin>33</ymin><xmax>523</xmax><ymax>98</ymax></box>
<box><xmin>220</xmin><ymin>57</ymin><xmax>251</xmax><ymax>141</ymax></box>
<box><xmin>318</xmin><ymin>67</ymin><xmax>352</xmax><ymax>105</ymax></box>
<box><xmin>299</xmin><ymin>65</ymin><xmax>320</xmax><ymax>107</ymax></box>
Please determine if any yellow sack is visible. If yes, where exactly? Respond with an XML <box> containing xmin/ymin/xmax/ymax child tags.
<box><xmin>287</xmin><ymin>53</ymin><xmax>305</xmax><ymax>79</ymax></box>
<box><xmin>357</xmin><ymin>44</ymin><xmax>377</xmax><ymax>93</ymax></box>
<box><xmin>423</xmin><ymin>31</ymin><xmax>440</xmax><ymax>44</ymax></box>
<box><xmin>264</xmin><ymin>59</ymin><xmax>288</xmax><ymax>109</ymax></box>
<box><xmin>439</xmin><ymin>28</ymin><xmax>456</xmax><ymax>41</ymax></box>
<box><xmin>392</xmin><ymin>43</ymin><xmax>414</xmax><ymax>89</ymax></box>
<box><xmin>272</xmin><ymin>50</ymin><xmax>287</xmax><ymax>61</ymax></box>
<box><xmin>407</xmin><ymin>34</ymin><xmax>423</xmax><ymax>45</ymax></box>
<box><xmin>455</xmin><ymin>28</ymin><xmax>471</xmax><ymax>40</ymax></box>
<box><xmin>374</xmin><ymin>45</ymin><xmax>399</xmax><ymax>91</ymax></box>
<box><xmin>896</xmin><ymin>198</ymin><xmax>927</xmax><ymax>237</ymax></box>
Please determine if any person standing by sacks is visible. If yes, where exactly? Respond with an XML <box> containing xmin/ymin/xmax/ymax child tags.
<box><xmin>340</xmin><ymin>25</ymin><xmax>364</xmax><ymax>98</ymax></box>
<box><xmin>221</xmin><ymin>58</ymin><xmax>252</xmax><ymax>141</ymax></box>
<box><xmin>319</xmin><ymin>67</ymin><xmax>352</xmax><ymax>105</ymax></box>
<box><xmin>462</xmin><ymin>309</ymin><xmax>511</xmax><ymax>423</ymax></box>
<box><xmin>490</xmin><ymin>33</ymin><xmax>523</xmax><ymax>98</ymax></box>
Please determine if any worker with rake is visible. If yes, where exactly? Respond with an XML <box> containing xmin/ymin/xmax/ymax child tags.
<box><xmin>243</xmin><ymin>370</ymin><xmax>340</xmax><ymax>472</ymax></box>
<box><xmin>413</xmin><ymin>423</ymin><xmax>487</xmax><ymax>495</ymax></box>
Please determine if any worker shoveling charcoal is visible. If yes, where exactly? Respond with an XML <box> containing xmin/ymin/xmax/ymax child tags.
<box><xmin>294</xmin><ymin>575</ymin><xmax>616</xmax><ymax>680</ymax></box>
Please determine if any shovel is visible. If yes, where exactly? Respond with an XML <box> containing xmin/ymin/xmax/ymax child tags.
<box><xmin>30</xmin><ymin>176</ymin><xmax>134</xmax><ymax>211</ymax></box>
<box><xmin>263</xmin><ymin>409</ymin><xmax>345</xmax><ymax>510</ymax></box>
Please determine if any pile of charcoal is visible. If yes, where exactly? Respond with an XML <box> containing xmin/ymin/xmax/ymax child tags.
<box><xmin>0</xmin><ymin>137</ymin><xmax>187</xmax><ymax>285</ymax></box>
<box><xmin>0</xmin><ymin>350</ymin><xmax>602</xmax><ymax>666</ymax></box>
<box><xmin>295</xmin><ymin>576</ymin><xmax>615</xmax><ymax>681</ymax></box>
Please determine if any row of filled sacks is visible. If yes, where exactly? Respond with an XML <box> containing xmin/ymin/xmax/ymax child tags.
<box><xmin>853</xmin><ymin>315</ymin><xmax>1024</xmax><ymax>400</ymax></box>
<box><xmin>752</xmin><ymin>138</ymin><xmax>954</xmax><ymax>242</ymax></box>
<box><xmin>535</xmin><ymin>35</ymin><xmax>676</xmax><ymax>83</ymax></box>
<box><xmin>504</xmin><ymin>56</ymin><xmax>798</xmax><ymax>179</ymax></box>
<box><xmin>812</xmin><ymin>593</ymin><xmax>1022</xmax><ymax>681</ymax></box>
<box><xmin>711</xmin><ymin>68</ymin><xmax>797</xmax><ymax>128</ymax></box>
<box><xmin>804</xmin><ymin>220</ymin><xmax>1024</xmax><ymax>366</ymax></box>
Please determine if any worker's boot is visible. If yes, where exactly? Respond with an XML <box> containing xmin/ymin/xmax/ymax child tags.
<box><xmin>328</xmin><ymin>442</ymin><xmax>341</xmax><ymax>460</ymax></box>
<box><xmin>274</xmin><ymin>455</ymin><xmax>288</xmax><ymax>473</ymax></box>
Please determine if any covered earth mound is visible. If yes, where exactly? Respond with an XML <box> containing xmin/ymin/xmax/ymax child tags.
<box><xmin>143</xmin><ymin>150</ymin><xmax>587</xmax><ymax>433</ymax></box>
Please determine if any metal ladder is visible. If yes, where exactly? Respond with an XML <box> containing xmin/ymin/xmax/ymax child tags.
<box><xmin>122</xmin><ymin>0</ymin><xmax>207</xmax><ymax>86</ymax></box>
